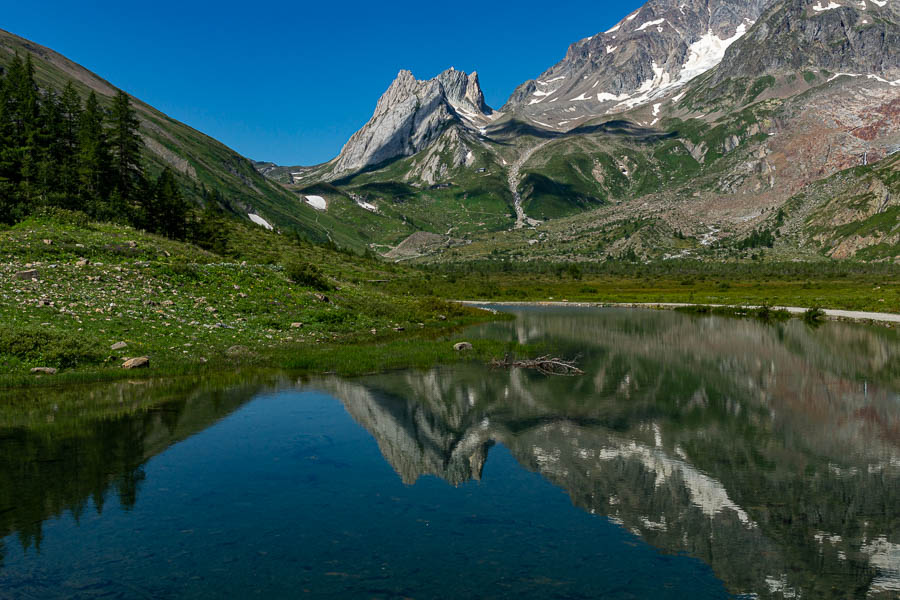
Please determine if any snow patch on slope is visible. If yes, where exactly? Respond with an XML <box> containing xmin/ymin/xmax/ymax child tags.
<box><xmin>248</xmin><ymin>214</ymin><xmax>273</xmax><ymax>230</ymax></box>
<box><xmin>304</xmin><ymin>195</ymin><xmax>327</xmax><ymax>211</ymax></box>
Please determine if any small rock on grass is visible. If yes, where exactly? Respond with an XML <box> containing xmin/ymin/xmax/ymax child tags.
<box><xmin>454</xmin><ymin>342</ymin><xmax>474</xmax><ymax>351</ymax></box>
<box><xmin>111</xmin><ymin>341</ymin><xmax>128</xmax><ymax>351</ymax></box>
<box><xmin>31</xmin><ymin>367</ymin><xmax>58</xmax><ymax>375</ymax></box>
<box><xmin>15</xmin><ymin>270</ymin><xmax>39</xmax><ymax>281</ymax></box>
<box><xmin>122</xmin><ymin>357</ymin><xmax>150</xmax><ymax>370</ymax></box>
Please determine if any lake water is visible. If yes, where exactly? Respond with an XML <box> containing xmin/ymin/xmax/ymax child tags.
<box><xmin>1</xmin><ymin>307</ymin><xmax>899</xmax><ymax>599</ymax></box>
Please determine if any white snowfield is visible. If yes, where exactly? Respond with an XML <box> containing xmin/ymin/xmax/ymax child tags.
<box><xmin>827</xmin><ymin>72</ymin><xmax>900</xmax><ymax>86</ymax></box>
<box><xmin>304</xmin><ymin>195</ymin><xmax>327</xmax><ymax>210</ymax></box>
<box><xmin>635</xmin><ymin>18</ymin><xmax>666</xmax><ymax>32</ymax></box>
<box><xmin>457</xmin><ymin>301</ymin><xmax>900</xmax><ymax>324</ymax></box>
<box><xmin>563</xmin><ymin>21</ymin><xmax>752</xmax><ymax>112</ymax></box>
<box><xmin>247</xmin><ymin>213</ymin><xmax>273</xmax><ymax>230</ymax></box>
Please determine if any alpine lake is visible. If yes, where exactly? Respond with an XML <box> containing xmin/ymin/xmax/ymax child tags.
<box><xmin>1</xmin><ymin>306</ymin><xmax>899</xmax><ymax>599</ymax></box>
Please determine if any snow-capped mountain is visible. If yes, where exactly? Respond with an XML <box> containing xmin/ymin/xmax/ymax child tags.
<box><xmin>503</xmin><ymin>0</ymin><xmax>776</xmax><ymax>126</ymax></box>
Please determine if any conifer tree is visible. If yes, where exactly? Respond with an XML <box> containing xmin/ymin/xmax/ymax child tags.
<box><xmin>57</xmin><ymin>82</ymin><xmax>83</xmax><ymax>204</ymax></box>
<box><xmin>36</xmin><ymin>89</ymin><xmax>63</xmax><ymax>204</ymax></box>
<box><xmin>0</xmin><ymin>65</ymin><xmax>17</xmax><ymax>224</ymax></box>
<box><xmin>151</xmin><ymin>168</ymin><xmax>188</xmax><ymax>239</ymax></box>
<box><xmin>77</xmin><ymin>91</ymin><xmax>111</xmax><ymax>215</ymax></box>
<box><xmin>108</xmin><ymin>90</ymin><xmax>144</xmax><ymax>204</ymax></box>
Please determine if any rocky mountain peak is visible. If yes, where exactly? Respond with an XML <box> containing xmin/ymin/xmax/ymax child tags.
<box><xmin>332</xmin><ymin>68</ymin><xmax>494</xmax><ymax>176</ymax></box>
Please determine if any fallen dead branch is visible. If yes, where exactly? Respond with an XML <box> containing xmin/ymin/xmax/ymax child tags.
<box><xmin>490</xmin><ymin>354</ymin><xmax>584</xmax><ymax>377</ymax></box>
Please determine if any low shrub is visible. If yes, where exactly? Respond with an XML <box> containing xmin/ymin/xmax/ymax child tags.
<box><xmin>0</xmin><ymin>327</ymin><xmax>104</xmax><ymax>369</ymax></box>
<box><xmin>284</xmin><ymin>258</ymin><xmax>332</xmax><ymax>291</ymax></box>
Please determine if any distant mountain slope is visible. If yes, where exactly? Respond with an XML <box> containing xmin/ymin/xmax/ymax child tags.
<box><xmin>0</xmin><ymin>29</ymin><xmax>370</xmax><ymax>249</ymax></box>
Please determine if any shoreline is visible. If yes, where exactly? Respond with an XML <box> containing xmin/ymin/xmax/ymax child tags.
<box><xmin>457</xmin><ymin>301</ymin><xmax>900</xmax><ymax>325</ymax></box>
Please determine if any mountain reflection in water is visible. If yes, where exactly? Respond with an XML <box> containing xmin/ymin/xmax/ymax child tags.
<box><xmin>0</xmin><ymin>307</ymin><xmax>898</xmax><ymax>599</ymax></box>
<box><xmin>320</xmin><ymin>307</ymin><xmax>900</xmax><ymax>599</ymax></box>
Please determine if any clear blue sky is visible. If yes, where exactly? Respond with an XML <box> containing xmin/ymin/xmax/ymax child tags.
<box><xmin>4</xmin><ymin>0</ymin><xmax>644</xmax><ymax>166</ymax></box>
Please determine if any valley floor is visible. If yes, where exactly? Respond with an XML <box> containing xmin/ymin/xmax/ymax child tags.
<box><xmin>2</xmin><ymin>211</ymin><xmax>897</xmax><ymax>388</ymax></box>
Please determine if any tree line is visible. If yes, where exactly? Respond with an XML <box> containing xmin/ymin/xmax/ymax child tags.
<box><xmin>0</xmin><ymin>53</ymin><xmax>193</xmax><ymax>239</ymax></box>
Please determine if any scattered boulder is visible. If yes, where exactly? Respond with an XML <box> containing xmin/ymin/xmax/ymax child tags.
<box><xmin>226</xmin><ymin>345</ymin><xmax>250</xmax><ymax>357</ymax></box>
<box><xmin>291</xmin><ymin>322</ymin><xmax>303</xmax><ymax>329</ymax></box>
<box><xmin>15</xmin><ymin>270</ymin><xmax>39</xmax><ymax>281</ymax></box>
<box><xmin>438</xmin><ymin>314</ymin><xmax>448</xmax><ymax>321</ymax></box>
<box><xmin>454</xmin><ymin>342</ymin><xmax>474</xmax><ymax>351</ymax></box>
<box><xmin>31</xmin><ymin>367</ymin><xmax>57</xmax><ymax>375</ymax></box>
<box><xmin>76</xmin><ymin>258</ymin><xmax>89</xmax><ymax>267</ymax></box>
<box><xmin>121</xmin><ymin>357</ymin><xmax>150</xmax><ymax>370</ymax></box>
<box><xmin>111</xmin><ymin>341</ymin><xmax>128</xmax><ymax>351</ymax></box>
<box><xmin>314</xmin><ymin>293</ymin><xmax>330</xmax><ymax>303</ymax></box>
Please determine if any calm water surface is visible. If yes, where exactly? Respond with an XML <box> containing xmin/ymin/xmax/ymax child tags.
<box><xmin>1</xmin><ymin>307</ymin><xmax>899</xmax><ymax>599</ymax></box>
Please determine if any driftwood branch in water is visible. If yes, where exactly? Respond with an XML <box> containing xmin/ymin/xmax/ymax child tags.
<box><xmin>490</xmin><ymin>354</ymin><xmax>585</xmax><ymax>377</ymax></box>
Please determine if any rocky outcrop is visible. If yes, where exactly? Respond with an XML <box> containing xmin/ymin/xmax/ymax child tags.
<box><xmin>332</xmin><ymin>68</ymin><xmax>493</xmax><ymax>176</ymax></box>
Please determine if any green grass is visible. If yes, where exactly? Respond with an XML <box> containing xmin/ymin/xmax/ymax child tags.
<box><xmin>408</xmin><ymin>262</ymin><xmax>900</xmax><ymax>314</ymax></box>
<box><xmin>0</xmin><ymin>211</ymin><xmax>502</xmax><ymax>384</ymax></box>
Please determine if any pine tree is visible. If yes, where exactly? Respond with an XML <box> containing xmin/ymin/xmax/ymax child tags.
<box><xmin>13</xmin><ymin>54</ymin><xmax>40</xmax><ymax>202</ymax></box>
<box><xmin>77</xmin><ymin>91</ymin><xmax>111</xmax><ymax>216</ymax></box>
<box><xmin>148</xmin><ymin>168</ymin><xmax>187</xmax><ymax>239</ymax></box>
<box><xmin>192</xmin><ymin>194</ymin><xmax>230</xmax><ymax>255</ymax></box>
<box><xmin>57</xmin><ymin>82</ymin><xmax>83</xmax><ymax>205</ymax></box>
<box><xmin>108</xmin><ymin>90</ymin><xmax>144</xmax><ymax>205</ymax></box>
<box><xmin>36</xmin><ymin>89</ymin><xmax>63</xmax><ymax>204</ymax></box>
<box><xmin>0</xmin><ymin>62</ymin><xmax>17</xmax><ymax>224</ymax></box>
<box><xmin>0</xmin><ymin>53</ymin><xmax>41</xmax><ymax>210</ymax></box>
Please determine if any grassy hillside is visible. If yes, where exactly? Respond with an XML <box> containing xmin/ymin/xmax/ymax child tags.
<box><xmin>0</xmin><ymin>209</ymin><xmax>505</xmax><ymax>385</ymax></box>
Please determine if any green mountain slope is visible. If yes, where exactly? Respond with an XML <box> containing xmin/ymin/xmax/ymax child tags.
<box><xmin>0</xmin><ymin>29</ymin><xmax>371</xmax><ymax>250</ymax></box>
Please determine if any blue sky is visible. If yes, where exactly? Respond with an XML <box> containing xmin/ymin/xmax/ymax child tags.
<box><xmin>4</xmin><ymin>0</ymin><xmax>644</xmax><ymax>165</ymax></box>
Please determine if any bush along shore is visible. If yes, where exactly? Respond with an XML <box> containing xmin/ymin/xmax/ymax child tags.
<box><xmin>0</xmin><ymin>209</ymin><xmax>512</xmax><ymax>387</ymax></box>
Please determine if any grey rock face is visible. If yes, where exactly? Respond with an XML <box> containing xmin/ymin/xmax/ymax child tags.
<box><xmin>714</xmin><ymin>0</ymin><xmax>900</xmax><ymax>84</ymax></box>
<box><xmin>333</xmin><ymin>68</ymin><xmax>492</xmax><ymax>175</ymax></box>
<box><xmin>504</xmin><ymin>0</ymin><xmax>778</xmax><ymax>125</ymax></box>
